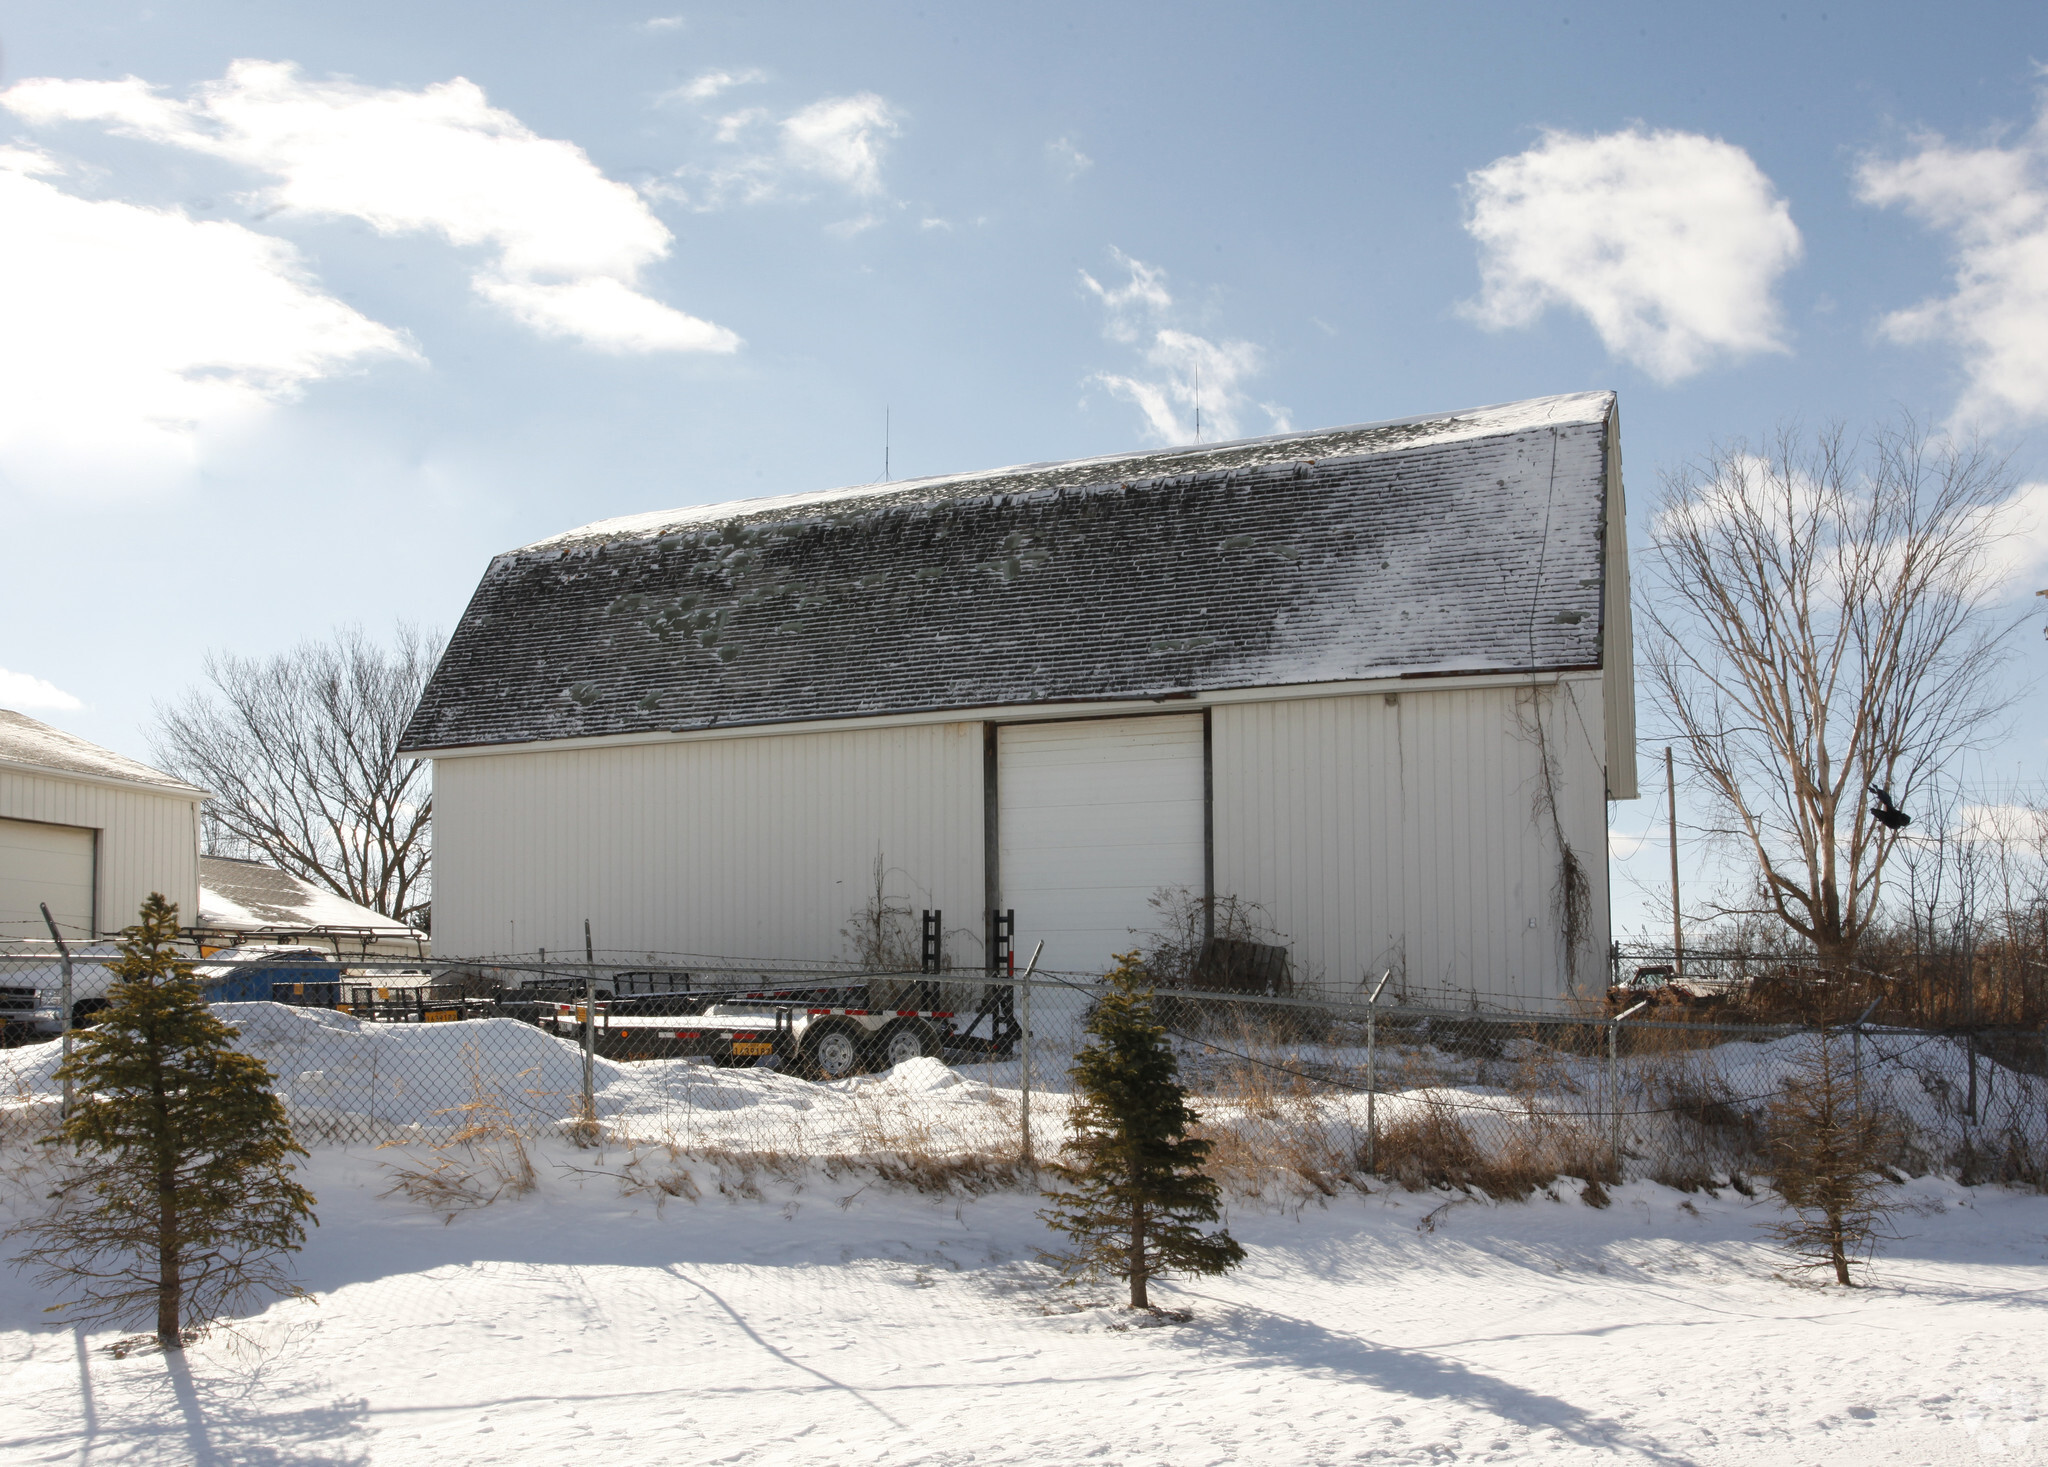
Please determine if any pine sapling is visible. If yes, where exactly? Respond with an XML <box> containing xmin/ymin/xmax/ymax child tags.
<box><xmin>1763</xmin><ymin>1025</ymin><xmax>1900</xmax><ymax>1286</ymax></box>
<box><xmin>6</xmin><ymin>895</ymin><xmax>317</xmax><ymax>1350</ymax></box>
<box><xmin>1040</xmin><ymin>953</ymin><xmax>1245</xmax><ymax>1310</ymax></box>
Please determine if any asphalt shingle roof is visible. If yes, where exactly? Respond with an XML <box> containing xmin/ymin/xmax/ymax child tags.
<box><xmin>401</xmin><ymin>391</ymin><xmax>1618</xmax><ymax>753</ymax></box>
<box><xmin>0</xmin><ymin>708</ymin><xmax>205</xmax><ymax>793</ymax></box>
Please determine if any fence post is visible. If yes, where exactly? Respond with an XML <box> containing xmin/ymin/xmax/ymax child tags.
<box><xmin>1363</xmin><ymin>970</ymin><xmax>1392</xmax><ymax>1174</ymax></box>
<box><xmin>1610</xmin><ymin>1000</ymin><xmax>1648</xmax><ymax>1180</ymax></box>
<box><xmin>39</xmin><ymin>903</ymin><xmax>74</xmax><ymax>1122</ymax></box>
<box><xmin>1018</xmin><ymin>941</ymin><xmax>1043</xmax><ymax>1167</ymax></box>
<box><xmin>580</xmin><ymin>966</ymin><xmax>597</xmax><ymax>1132</ymax></box>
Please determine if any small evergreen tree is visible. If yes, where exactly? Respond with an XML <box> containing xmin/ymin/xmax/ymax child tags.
<box><xmin>1763</xmin><ymin>1026</ymin><xmax>1900</xmax><ymax>1286</ymax></box>
<box><xmin>1040</xmin><ymin>953</ymin><xmax>1244</xmax><ymax>1309</ymax></box>
<box><xmin>7</xmin><ymin>895</ymin><xmax>316</xmax><ymax>1350</ymax></box>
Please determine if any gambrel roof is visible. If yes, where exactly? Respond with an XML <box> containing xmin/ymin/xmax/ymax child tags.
<box><xmin>402</xmin><ymin>391</ymin><xmax>1620</xmax><ymax>753</ymax></box>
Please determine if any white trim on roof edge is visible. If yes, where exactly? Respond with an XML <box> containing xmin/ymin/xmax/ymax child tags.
<box><xmin>405</xmin><ymin>666</ymin><xmax>1605</xmax><ymax>762</ymax></box>
<box><xmin>0</xmin><ymin>755</ymin><xmax>210</xmax><ymax>801</ymax></box>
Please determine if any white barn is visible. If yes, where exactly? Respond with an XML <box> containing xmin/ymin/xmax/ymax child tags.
<box><xmin>0</xmin><ymin>709</ymin><xmax>207</xmax><ymax>945</ymax></box>
<box><xmin>404</xmin><ymin>392</ymin><xmax>1637</xmax><ymax>1005</ymax></box>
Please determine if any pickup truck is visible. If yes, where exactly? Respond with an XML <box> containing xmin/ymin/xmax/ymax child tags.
<box><xmin>0</xmin><ymin>945</ymin><xmax>121</xmax><ymax>1040</ymax></box>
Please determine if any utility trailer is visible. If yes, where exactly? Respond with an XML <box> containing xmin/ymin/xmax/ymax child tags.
<box><xmin>539</xmin><ymin>990</ymin><xmax>962</xmax><ymax>1079</ymax></box>
<box><xmin>524</xmin><ymin>910</ymin><xmax>1027</xmax><ymax>1081</ymax></box>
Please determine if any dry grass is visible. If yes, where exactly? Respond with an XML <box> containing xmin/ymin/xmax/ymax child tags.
<box><xmin>378</xmin><ymin>1048</ymin><xmax>540</xmax><ymax>1217</ymax></box>
<box><xmin>1370</xmin><ymin>1097</ymin><xmax>1612</xmax><ymax>1201</ymax></box>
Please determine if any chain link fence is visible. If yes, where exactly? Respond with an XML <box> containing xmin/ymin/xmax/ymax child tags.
<box><xmin>4</xmin><ymin>951</ymin><xmax>2045</xmax><ymax>1196</ymax></box>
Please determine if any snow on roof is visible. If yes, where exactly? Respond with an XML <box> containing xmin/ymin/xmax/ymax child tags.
<box><xmin>0</xmin><ymin>708</ymin><xmax>206</xmax><ymax>795</ymax></box>
<box><xmin>404</xmin><ymin>391</ymin><xmax>1620</xmax><ymax>753</ymax></box>
<box><xmin>197</xmin><ymin>855</ymin><xmax>422</xmax><ymax>937</ymax></box>
<box><xmin>526</xmin><ymin>391</ymin><xmax>1615</xmax><ymax>551</ymax></box>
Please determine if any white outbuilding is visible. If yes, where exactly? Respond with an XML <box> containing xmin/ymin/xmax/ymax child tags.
<box><xmin>0</xmin><ymin>709</ymin><xmax>207</xmax><ymax>945</ymax></box>
<box><xmin>403</xmin><ymin>392</ymin><xmax>1637</xmax><ymax>1006</ymax></box>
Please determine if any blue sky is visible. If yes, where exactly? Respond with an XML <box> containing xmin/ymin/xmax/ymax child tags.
<box><xmin>4</xmin><ymin>1</ymin><xmax>2047</xmax><ymax>936</ymax></box>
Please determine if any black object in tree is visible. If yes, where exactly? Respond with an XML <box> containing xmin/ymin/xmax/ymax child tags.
<box><xmin>1867</xmin><ymin>784</ymin><xmax>1912</xmax><ymax>831</ymax></box>
<box><xmin>7</xmin><ymin>895</ymin><xmax>317</xmax><ymax>1351</ymax></box>
<box><xmin>1040</xmin><ymin>953</ymin><xmax>1244</xmax><ymax>1309</ymax></box>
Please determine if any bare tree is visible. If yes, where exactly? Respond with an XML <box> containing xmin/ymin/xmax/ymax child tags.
<box><xmin>152</xmin><ymin>623</ymin><xmax>442</xmax><ymax>924</ymax></box>
<box><xmin>1641</xmin><ymin>421</ymin><xmax>2020</xmax><ymax>964</ymax></box>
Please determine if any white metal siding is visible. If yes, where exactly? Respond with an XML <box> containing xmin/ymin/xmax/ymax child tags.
<box><xmin>0</xmin><ymin>817</ymin><xmax>94</xmax><ymax>941</ymax></box>
<box><xmin>430</xmin><ymin>722</ymin><xmax>985</xmax><ymax>964</ymax></box>
<box><xmin>0</xmin><ymin>770</ymin><xmax>201</xmax><ymax>942</ymax></box>
<box><xmin>996</xmin><ymin>715</ymin><xmax>1205</xmax><ymax>977</ymax></box>
<box><xmin>1211</xmin><ymin>678</ymin><xmax>1610</xmax><ymax>1006</ymax></box>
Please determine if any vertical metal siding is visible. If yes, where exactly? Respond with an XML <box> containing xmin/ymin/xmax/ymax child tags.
<box><xmin>431</xmin><ymin>722</ymin><xmax>985</xmax><ymax>965</ymax></box>
<box><xmin>1212</xmin><ymin>678</ymin><xmax>1610</xmax><ymax>1006</ymax></box>
<box><xmin>0</xmin><ymin>770</ymin><xmax>202</xmax><ymax>940</ymax></box>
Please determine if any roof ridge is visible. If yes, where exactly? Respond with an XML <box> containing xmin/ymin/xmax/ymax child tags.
<box><xmin>520</xmin><ymin>390</ymin><xmax>1613</xmax><ymax>554</ymax></box>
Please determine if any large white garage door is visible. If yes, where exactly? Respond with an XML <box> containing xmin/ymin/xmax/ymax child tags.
<box><xmin>0</xmin><ymin>817</ymin><xmax>94</xmax><ymax>943</ymax></box>
<box><xmin>997</xmin><ymin>714</ymin><xmax>1205</xmax><ymax>978</ymax></box>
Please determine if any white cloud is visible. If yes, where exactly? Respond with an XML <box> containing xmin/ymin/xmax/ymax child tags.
<box><xmin>1048</xmin><ymin>136</ymin><xmax>1092</xmax><ymax>181</ymax></box>
<box><xmin>1081</xmin><ymin>250</ymin><xmax>1289</xmax><ymax>444</ymax></box>
<box><xmin>1461</xmin><ymin>127</ymin><xmax>1803</xmax><ymax>382</ymax></box>
<box><xmin>3</xmin><ymin>61</ymin><xmax>739</xmax><ymax>354</ymax></box>
<box><xmin>0</xmin><ymin>147</ymin><xmax>412</xmax><ymax>494</ymax></box>
<box><xmin>663</xmin><ymin>69</ymin><xmax>765</xmax><ymax>105</ymax></box>
<box><xmin>0</xmin><ymin>667</ymin><xmax>84</xmax><ymax>712</ymax></box>
<box><xmin>1082</xmin><ymin>248</ymin><xmax>1172</xmax><ymax>339</ymax></box>
<box><xmin>656</xmin><ymin>88</ymin><xmax>900</xmax><ymax>212</ymax></box>
<box><xmin>641</xmin><ymin>16</ymin><xmax>686</xmax><ymax>32</ymax></box>
<box><xmin>1858</xmin><ymin>96</ymin><xmax>2048</xmax><ymax>428</ymax></box>
<box><xmin>1980</xmin><ymin>478</ymin><xmax>2048</xmax><ymax>591</ymax></box>
<box><xmin>779</xmin><ymin>94</ymin><xmax>898</xmax><ymax>196</ymax></box>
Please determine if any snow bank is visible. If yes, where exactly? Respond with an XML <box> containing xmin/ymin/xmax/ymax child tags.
<box><xmin>0</xmin><ymin>1003</ymin><xmax>1023</xmax><ymax>1155</ymax></box>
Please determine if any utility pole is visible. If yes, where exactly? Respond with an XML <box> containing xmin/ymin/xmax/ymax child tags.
<box><xmin>1667</xmin><ymin>745</ymin><xmax>1683</xmax><ymax>979</ymax></box>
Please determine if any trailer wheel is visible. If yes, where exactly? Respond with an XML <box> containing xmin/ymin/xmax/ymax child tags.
<box><xmin>805</xmin><ymin>1024</ymin><xmax>863</xmax><ymax>1080</ymax></box>
<box><xmin>877</xmin><ymin>1020</ymin><xmax>937</xmax><ymax>1069</ymax></box>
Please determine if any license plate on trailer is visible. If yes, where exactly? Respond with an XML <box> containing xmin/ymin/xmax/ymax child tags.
<box><xmin>731</xmin><ymin>1041</ymin><xmax>774</xmax><ymax>1056</ymax></box>
<box><xmin>423</xmin><ymin>1009</ymin><xmax>459</xmax><ymax>1023</ymax></box>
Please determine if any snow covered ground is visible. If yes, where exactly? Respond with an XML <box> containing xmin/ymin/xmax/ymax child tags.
<box><xmin>3</xmin><ymin>1143</ymin><xmax>2045</xmax><ymax>1466</ymax></box>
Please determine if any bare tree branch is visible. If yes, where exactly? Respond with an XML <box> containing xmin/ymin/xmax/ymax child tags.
<box><xmin>1640</xmin><ymin>418</ymin><xmax>2021</xmax><ymax>962</ymax></box>
<box><xmin>150</xmin><ymin>623</ymin><xmax>442</xmax><ymax>925</ymax></box>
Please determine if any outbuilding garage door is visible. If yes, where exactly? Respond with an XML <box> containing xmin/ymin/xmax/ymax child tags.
<box><xmin>0</xmin><ymin>817</ymin><xmax>94</xmax><ymax>943</ymax></box>
<box><xmin>997</xmin><ymin>714</ymin><xmax>1205</xmax><ymax>978</ymax></box>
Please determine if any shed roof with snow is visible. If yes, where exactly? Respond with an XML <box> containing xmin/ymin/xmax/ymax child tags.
<box><xmin>0</xmin><ymin>709</ymin><xmax>205</xmax><ymax>794</ymax></box>
<box><xmin>196</xmin><ymin>855</ymin><xmax>423</xmax><ymax>942</ymax></box>
<box><xmin>402</xmin><ymin>391</ymin><xmax>1622</xmax><ymax>754</ymax></box>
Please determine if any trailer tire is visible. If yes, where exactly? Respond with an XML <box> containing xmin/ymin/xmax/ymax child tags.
<box><xmin>875</xmin><ymin>1020</ymin><xmax>938</xmax><ymax>1070</ymax></box>
<box><xmin>804</xmin><ymin>1023</ymin><xmax>864</xmax><ymax>1080</ymax></box>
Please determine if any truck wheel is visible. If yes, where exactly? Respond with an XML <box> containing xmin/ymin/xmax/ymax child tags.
<box><xmin>805</xmin><ymin>1024</ymin><xmax>862</xmax><ymax>1080</ymax></box>
<box><xmin>878</xmin><ymin>1021</ymin><xmax>936</xmax><ymax>1069</ymax></box>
